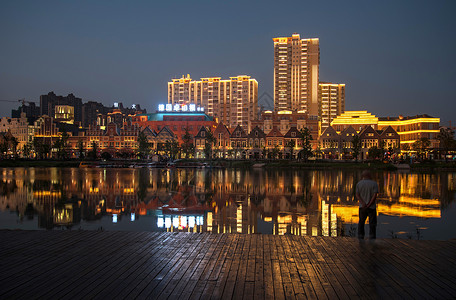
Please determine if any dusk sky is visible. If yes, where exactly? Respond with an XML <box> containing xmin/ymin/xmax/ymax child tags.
<box><xmin>1</xmin><ymin>1</ymin><xmax>455</xmax><ymax>125</ymax></box>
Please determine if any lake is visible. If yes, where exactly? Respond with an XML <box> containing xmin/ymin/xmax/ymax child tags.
<box><xmin>0</xmin><ymin>167</ymin><xmax>455</xmax><ymax>240</ymax></box>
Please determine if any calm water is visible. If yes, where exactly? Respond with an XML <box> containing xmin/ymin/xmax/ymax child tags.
<box><xmin>0</xmin><ymin>167</ymin><xmax>455</xmax><ymax>240</ymax></box>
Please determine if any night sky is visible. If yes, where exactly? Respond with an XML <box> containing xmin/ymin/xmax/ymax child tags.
<box><xmin>1</xmin><ymin>1</ymin><xmax>455</xmax><ymax>125</ymax></box>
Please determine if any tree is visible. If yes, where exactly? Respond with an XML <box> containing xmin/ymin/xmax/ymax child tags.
<box><xmin>368</xmin><ymin>146</ymin><xmax>382</xmax><ymax>160</ymax></box>
<box><xmin>137</xmin><ymin>131</ymin><xmax>150</xmax><ymax>158</ymax></box>
<box><xmin>9</xmin><ymin>136</ymin><xmax>18</xmax><ymax>159</ymax></box>
<box><xmin>22</xmin><ymin>141</ymin><xmax>33</xmax><ymax>158</ymax></box>
<box><xmin>299</xmin><ymin>128</ymin><xmax>313</xmax><ymax>161</ymax></box>
<box><xmin>285</xmin><ymin>140</ymin><xmax>295</xmax><ymax>160</ymax></box>
<box><xmin>438</xmin><ymin>127</ymin><xmax>455</xmax><ymax>161</ymax></box>
<box><xmin>77</xmin><ymin>139</ymin><xmax>85</xmax><ymax>159</ymax></box>
<box><xmin>0</xmin><ymin>142</ymin><xmax>8</xmax><ymax>159</ymax></box>
<box><xmin>314</xmin><ymin>144</ymin><xmax>323</xmax><ymax>159</ymax></box>
<box><xmin>88</xmin><ymin>141</ymin><xmax>98</xmax><ymax>160</ymax></box>
<box><xmin>181</xmin><ymin>128</ymin><xmax>194</xmax><ymax>158</ymax></box>
<box><xmin>262</xmin><ymin>146</ymin><xmax>267</xmax><ymax>160</ymax></box>
<box><xmin>164</xmin><ymin>140</ymin><xmax>179</xmax><ymax>160</ymax></box>
<box><xmin>272</xmin><ymin>144</ymin><xmax>280</xmax><ymax>160</ymax></box>
<box><xmin>53</xmin><ymin>132</ymin><xmax>69</xmax><ymax>159</ymax></box>
<box><xmin>401</xmin><ymin>143</ymin><xmax>410</xmax><ymax>158</ymax></box>
<box><xmin>412</xmin><ymin>137</ymin><xmax>430</xmax><ymax>160</ymax></box>
<box><xmin>101</xmin><ymin>152</ymin><xmax>112</xmax><ymax>160</ymax></box>
<box><xmin>204</xmin><ymin>128</ymin><xmax>216</xmax><ymax>160</ymax></box>
<box><xmin>378</xmin><ymin>140</ymin><xmax>386</xmax><ymax>160</ymax></box>
<box><xmin>352</xmin><ymin>135</ymin><xmax>361</xmax><ymax>161</ymax></box>
<box><xmin>33</xmin><ymin>138</ymin><xmax>51</xmax><ymax>159</ymax></box>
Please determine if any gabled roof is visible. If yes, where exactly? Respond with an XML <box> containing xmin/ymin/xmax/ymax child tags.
<box><xmin>141</xmin><ymin>126</ymin><xmax>156</xmax><ymax>137</ymax></box>
<box><xmin>340</xmin><ymin>126</ymin><xmax>357</xmax><ymax>137</ymax></box>
<box><xmin>379</xmin><ymin>126</ymin><xmax>400</xmax><ymax>138</ymax></box>
<box><xmin>214</xmin><ymin>122</ymin><xmax>231</xmax><ymax>136</ymax></box>
<box><xmin>104</xmin><ymin>122</ymin><xmax>120</xmax><ymax>136</ymax></box>
<box><xmin>283</xmin><ymin>126</ymin><xmax>300</xmax><ymax>138</ymax></box>
<box><xmin>266</xmin><ymin>126</ymin><xmax>283</xmax><ymax>138</ymax></box>
<box><xmin>156</xmin><ymin>126</ymin><xmax>175</xmax><ymax>138</ymax></box>
<box><xmin>320</xmin><ymin>126</ymin><xmax>339</xmax><ymax>138</ymax></box>
<box><xmin>359</xmin><ymin>126</ymin><xmax>380</xmax><ymax>138</ymax></box>
<box><xmin>248</xmin><ymin>126</ymin><xmax>266</xmax><ymax>139</ymax></box>
<box><xmin>194</xmin><ymin>126</ymin><xmax>209</xmax><ymax>139</ymax></box>
<box><xmin>339</xmin><ymin>126</ymin><xmax>357</xmax><ymax>141</ymax></box>
<box><xmin>230</xmin><ymin>125</ymin><xmax>248</xmax><ymax>138</ymax></box>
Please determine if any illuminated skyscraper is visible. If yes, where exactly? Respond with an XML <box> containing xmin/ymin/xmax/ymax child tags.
<box><xmin>168</xmin><ymin>74</ymin><xmax>258</xmax><ymax>129</ymax></box>
<box><xmin>273</xmin><ymin>34</ymin><xmax>319</xmax><ymax>116</ymax></box>
<box><xmin>318</xmin><ymin>83</ymin><xmax>345</xmax><ymax>131</ymax></box>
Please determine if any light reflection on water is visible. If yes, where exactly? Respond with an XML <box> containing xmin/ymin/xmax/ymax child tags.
<box><xmin>0</xmin><ymin>167</ymin><xmax>455</xmax><ymax>240</ymax></box>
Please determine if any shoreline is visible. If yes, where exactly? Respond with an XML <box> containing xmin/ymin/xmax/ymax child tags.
<box><xmin>0</xmin><ymin>159</ymin><xmax>455</xmax><ymax>171</ymax></box>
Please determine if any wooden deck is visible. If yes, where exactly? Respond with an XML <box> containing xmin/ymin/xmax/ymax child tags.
<box><xmin>1</xmin><ymin>231</ymin><xmax>455</xmax><ymax>299</ymax></box>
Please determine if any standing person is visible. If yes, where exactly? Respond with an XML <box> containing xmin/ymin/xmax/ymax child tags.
<box><xmin>356</xmin><ymin>170</ymin><xmax>379</xmax><ymax>239</ymax></box>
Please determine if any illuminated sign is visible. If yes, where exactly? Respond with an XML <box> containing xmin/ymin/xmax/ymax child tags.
<box><xmin>158</xmin><ymin>103</ymin><xmax>204</xmax><ymax>113</ymax></box>
<box><xmin>114</xmin><ymin>102</ymin><xmax>119</xmax><ymax>108</ymax></box>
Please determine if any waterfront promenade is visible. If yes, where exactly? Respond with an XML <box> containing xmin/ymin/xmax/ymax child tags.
<box><xmin>1</xmin><ymin>231</ymin><xmax>455</xmax><ymax>299</ymax></box>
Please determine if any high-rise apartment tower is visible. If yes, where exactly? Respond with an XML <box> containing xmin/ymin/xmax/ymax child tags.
<box><xmin>273</xmin><ymin>34</ymin><xmax>319</xmax><ymax>116</ymax></box>
<box><xmin>318</xmin><ymin>83</ymin><xmax>345</xmax><ymax>131</ymax></box>
<box><xmin>168</xmin><ymin>74</ymin><xmax>258</xmax><ymax>130</ymax></box>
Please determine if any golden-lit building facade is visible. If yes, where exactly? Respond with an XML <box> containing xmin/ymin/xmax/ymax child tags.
<box><xmin>85</xmin><ymin>122</ymin><xmax>140</xmax><ymax>156</ymax></box>
<box><xmin>250</xmin><ymin>110</ymin><xmax>320</xmax><ymax>149</ymax></box>
<box><xmin>318</xmin><ymin>83</ymin><xmax>345</xmax><ymax>131</ymax></box>
<box><xmin>331</xmin><ymin>111</ymin><xmax>441</xmax><ymax>149</ymax></box>
<box><xmin>319</xmin><ymin>125</ymin><xmax>400</xmax><ymax>159</ymax></box>
<box><xmin>167</xmin><ymin>74</ymin><xmax>258</xmax><ymax>129</ymax></box>
<box><xmin>331</xmin><ymin>111</ymin><xmax>378</xmax><ymax>133</ymax></box>
<box><xmin>378</xmin><ymin>115</ymin><xmax>440</xmax><ymax>148</ymax></box>
<box><xmin>0</xmin><ymin>112</ymin><xmax>33</xmax><ymax>152</ymax></box>
<box><xmin>273</xmin><ymin>34</ymin><xmax>320</xmax><ymax>117</ymax></box>
<box><xmin>54</xmin><ymin>105</ymin><xmax>75</xmax><ymax>124</ymax></box>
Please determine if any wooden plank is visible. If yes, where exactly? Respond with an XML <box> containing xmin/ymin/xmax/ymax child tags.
<box><xmin>155</xmin><ymin>233</ymin><xmax>213</xmax><ymax>300</ymax></box>
<box><xmin>1</xmin><ymin>231</ymin><xmax>456</xmax><ymax>300</ymax></box>
<box><xmin>49</xmin><ymin>232</ymin><xmax>160</xmax><ymax>299</ymax></box>
<box><xmin>221</xmin><ymin>234</ymin><xmax>245</xmax><ymax>300</ymax></box>
<box><xmin>271</xmin><ymin>236</ymin><xmax>285</xmax><ymax>300</ymax></box>
<box><xmin>183</xmin><ymin>234</ymin><xmax>226</xmax><ymax>300</ymax></box>
<box><xmin>231</xmin><ymin>234</ymin><xmax>250</xmax><ymax>300</ymax></box>
<box><xmin>1</xmin><ymin>231</ymin><xmax>125</xmax><ymax>299</ymax></box>
<box><xmin>381</xmin><ymin>238</ymin><xmax>456</xmax><ymax>298</ymax></box>
<box><xmin>334</xmin><ymin>237</ymin><xmax>412</xmax><ymax>299</ymax></box>
<box><xmin>262</xmin><ymin>235</ymin><xmax>275</xmax><ymax>300</ymax></box>
<box><xmin>169</xmin><ymin>234</ymin><xmax>222</xmax><ymax>299</ymax></box>
<box><xmin>133</xmin><ymin>233</ymin><xmax>201</xmax><ymax>300</ymax></box>
<box><xmin>126</xmin><ymin>232</ymin><xmax>201</xmax><ymax>299</ymax></box>
<box><xmin>253</xmin><ymin>234</ymin><xmax>265</xmax><ymax>300</ymax></box>
<box><xmin>209</xmin><ymin>234</ymin><xmax>240</xmax><ymax>300</ymax></box>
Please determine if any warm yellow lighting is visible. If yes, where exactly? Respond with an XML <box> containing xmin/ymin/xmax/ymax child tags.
<box><xmin>396</xmin><ymin>130</ymin><xmax>440</xmax><ymax>135</ymax></box>
<box><xmin>379</xmin><ymin>118</ymin><xmax>440</xmax><ymax>126</ymax></box>
<box><xmin>277</xmin><ymin>110</ymin><xmax>292</xmax><ymax>115</ymax></box>
<box><xmin>331</xmin><ymin>111</ymin><xmax>378</xmax><ymax>125</ymax></box>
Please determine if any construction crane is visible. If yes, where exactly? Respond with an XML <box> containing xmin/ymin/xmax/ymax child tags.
<box><xmin>0</xmin><ymin>98</ymin><xmax>36</xmax><ymax>105</ymax></box>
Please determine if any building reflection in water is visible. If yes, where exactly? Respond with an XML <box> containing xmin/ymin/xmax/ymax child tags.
<box><xmin>0</xmin><ymin>167</ymin><xmax>454</xmax><ymax>236</ymax></box>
